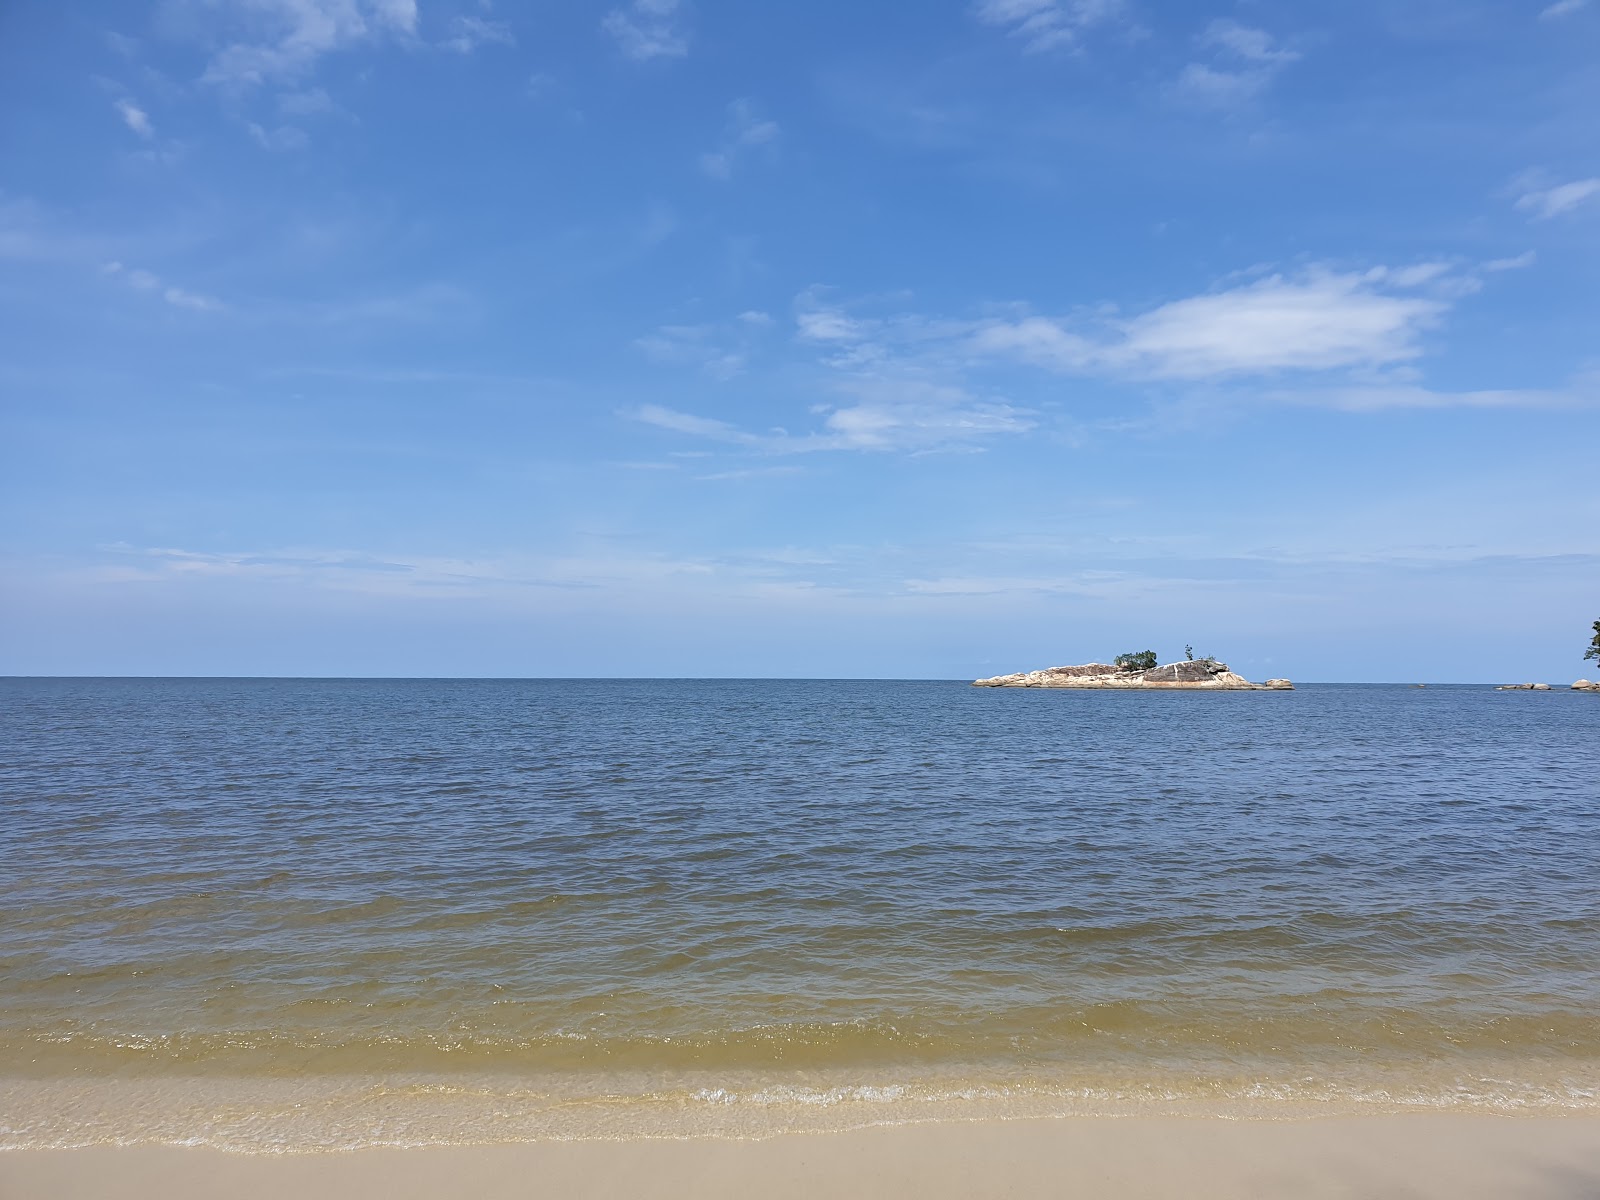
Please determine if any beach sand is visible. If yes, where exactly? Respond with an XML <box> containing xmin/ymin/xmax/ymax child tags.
<box><xmin>5</xmin><ymin>1115</ymin><xmax>1600</xmax><ymax>1199</ymax></box>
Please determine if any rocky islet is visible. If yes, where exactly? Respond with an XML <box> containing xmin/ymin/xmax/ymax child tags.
<box><xmin>973</xmin><ymin>658</ymin><xmax>1293</xmax><ymax>690</ymax></box>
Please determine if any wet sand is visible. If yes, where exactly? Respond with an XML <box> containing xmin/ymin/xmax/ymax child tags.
<box><xmin>5</xmin><ymin>1115</ymin><xmax>1600</xmax><ymax>1200</ymax></box>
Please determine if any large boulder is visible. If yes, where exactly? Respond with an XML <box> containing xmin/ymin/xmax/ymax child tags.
<box><xmin>1139</xmin><ymin>659</ymin><xmax>1228</xmax><ymax>685</ymax></box>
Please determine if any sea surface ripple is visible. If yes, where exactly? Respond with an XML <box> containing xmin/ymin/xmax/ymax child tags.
<box><xmin>2</xmin><ymin>677</ymin><xmax>1597</xmax><ymax>1145</ymax></box>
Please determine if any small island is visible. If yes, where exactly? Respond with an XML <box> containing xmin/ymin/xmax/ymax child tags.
<box><xmin>974</xmin><ymin>654</ymin><xmax>1292</xmax><ymax>690</ymax></box>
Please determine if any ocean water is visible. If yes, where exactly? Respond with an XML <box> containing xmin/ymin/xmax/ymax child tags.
<box><xmin>2</xmin><ymin>677</ymin><xmax>1597</xmax><ymax>1148</ymax></box>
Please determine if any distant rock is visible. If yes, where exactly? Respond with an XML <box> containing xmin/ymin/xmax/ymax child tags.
<box><xmin>1573</xmin><ymin>679</ymin><xmax>1600</xmax><ymax>693</ymax></box>
<box><xmin>1496</xmin><ymin>683</ymin><xmax>1552</xmax><ymax>691</ymax></box>
<box><xmin>973</xmin><ymin>659</ymin><xmax>1291</xmax><ymax>690</ymax></box>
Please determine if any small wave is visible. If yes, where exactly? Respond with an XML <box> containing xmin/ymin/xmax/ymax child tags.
<box><xmin>4</xmin><ymin>1064</ymin><xmax>1600</xmax><ymax>1153</ymax></box>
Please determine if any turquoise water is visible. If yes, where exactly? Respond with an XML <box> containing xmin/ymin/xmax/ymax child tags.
<box><xmin>1</xmin><ymin>678</ymin><xmax>1597</xmax><ymax>1146</ymax></box>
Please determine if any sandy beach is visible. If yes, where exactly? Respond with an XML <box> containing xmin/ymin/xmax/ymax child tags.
<box><xmin>5</xmin><ymin>1116</ymin><xmax>1600</xmax><ymax>1200</ymax></box>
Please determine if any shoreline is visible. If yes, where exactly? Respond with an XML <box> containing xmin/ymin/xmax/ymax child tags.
<box><xmin>7</xmin><ymin>1060</ymin><xmax>1600</xmax><ymax>1153</ymax></box>
<box><xmin>5</xmin><ymin>1115</ymin><xmax>1600</xmax><ymax>1199</ymax></box>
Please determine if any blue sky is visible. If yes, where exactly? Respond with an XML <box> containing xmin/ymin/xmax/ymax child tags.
<box><xmin>1</xmin><ymin>0</ymin><xmax>1596</xmax><ymax>680</ymax></box>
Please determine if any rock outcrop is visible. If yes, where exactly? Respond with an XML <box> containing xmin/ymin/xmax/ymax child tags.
<box><xmin>1573</xmin><ymin>679</ymin><xmax>1600</xmax><ymax>693</ymax></box>
<box><xmin>973</xmin><ymin>659</ymin><xmax>1291</xmax><ymax>690</ymax></box>
<box><xmin>1496</xmin><ymin>683</ymin><xmax>1552</xmax><ymax>691</ymax></box>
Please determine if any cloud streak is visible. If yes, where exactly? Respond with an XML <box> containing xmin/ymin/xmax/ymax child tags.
<box><xmin>1515</xmin><ymin>177</ymin><xmax>1600</xmax><ymax>219</ymax></box>
<box><xmin>602</xmin><ymin>0</ymin><xmax>689</xmax><ymax>61</ymax></box>
<box><xmin>700</xmin><ymin>100</ymin><xmax>780</xmax><ymax>181</ymax></box>
<box><xmin>200</xmin><ymin>0</ymin><xmax>418</xmax><ymax>88</ymax></box>
<box><xmin>114</xmin><ymin>99</ymin><xmax>153</xmax><ymax>138</ymax></box>
<box><xmin>1173</xmin><ymin>21</ymin><xmax>1301</xmax><ymax>109</ymax></box>
<box><xmin>632</xmin><ymin>383</ymin><xmax>1035</xmax><ymax>455</ymax></box>
<box><xmin>1540</xmin><ymin>0</ymin><xmax>1589</xmax><ymax>18</ymax></box>
<box><xmin>973</xmin><ymin>0</ymin><xmax>1123</xmax><ymax>53</ymax></box>
<box><xmin>443</xmin><ymin>15</ymin><xmax>516</xmax><ymax>54</ymax></box>
<box><xmin>102</xmin><ymin>261</ymin><xmax>223</xmax><ymax>312</ymax></box>
<box><xmin>810</xmin><ymin>265</ymin><xmax>1461</xmax><ymax>381</ymax></box>
<box><xmin>631</xmin><ymin>259</ymin><xmax>1540</xmax><ymax>456</ymax></box>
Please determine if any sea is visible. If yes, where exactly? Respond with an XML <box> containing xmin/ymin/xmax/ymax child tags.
<box><xmin>2</xmin><ymin>677</ymin><xmax>1597</xmax><ymax>1150</ymax></box>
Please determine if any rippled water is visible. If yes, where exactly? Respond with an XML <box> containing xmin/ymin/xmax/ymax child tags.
<box><xmin>2</xmin><ymin>677</ymin><xmax>1597</xmax><ymax>1146</ymax></box>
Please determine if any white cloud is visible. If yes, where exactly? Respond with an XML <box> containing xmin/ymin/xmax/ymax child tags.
<box><xmin>968</xmin><ymin>315</ymin><xmax>1095</xmax><ymax>367</ymax></box>
<box><xmin>1540</xmin><ymin>0</ymin><xmax>1589</xmax><ymax>18</ymax></box>
<box><xmin>631</xmin><ymin>257</ymin><xmax>1521</xmax><ymax>457</ymax></box>
<box><xmin>444</xmin><ymin>15</ymin><xmax>516</xmax><ymax>54</ymax></box>
<box><xmin>1201</xmin><ymin>20</ymin><xmax>1298</xmax><ymax>64</ymax></box>
<box><xmin>1515</xmin><ymin>177</ymin><xmax>1600</xmax><ymax>219</ymax></box>
<box><xmin>1172</xmin><ymin>64</ymin><xmax>1271</xmax><ymax>107</ymax></box>
<box><xmin>973</xmin><ymin>0</ymin><xmax>1123</xmax><ymax>52</ymax></box>
<box><xmin>200</xmin><ymin>0</ymin><xmax>418</xmax><ymax>88</ymax></box>
<box><xmin>796</xmin><ymin>307</ymin><xmax>865</xmax><ymax>342</ymax></box>
<box><xmin>633</xmin><ymin>374</ymin><xmax>1034</xmax><ymax>455</ymax></box>
<box><xmin>973</xmin><ymin>268</ymin><xmax>1449</xmax><ymax>379</ymax></box>
<box><xmin>248</xmin><ymin>121</ymin><xmax>310</xmax><ymax>151</ymax></box>
<box><xmin>696</xmin><ymin>466</ymin><xmax>805</xmax><ymax>481</ymax></box>
<box><xmin>634</xmin><ymin>404</ymin><xmax>757</xmax><ymax>444</ymax></box>
<box><xmin>278</xmin><ymin>87</ymin><xmax>337</xmax><ymax>116</ymax></box>
<box><xmin>103</xmin><ymin>261</ymin><xmax>223</xmax><ymax>312</ymax></box>
<box><xmin>602</xmin><ymin>0</ymin><xmax>689</xmax><ymax>61</ymax></box>
<box><xmin>634</xmin><ymin>306</ymin><xmax>782</xmax><ymax>380</ymax></box>
<box><xmin>114</xmin><ymin>98</ymin><xmax>154</xmax><ymax>138</ymax></box>
<box><xmin>368</xmin><ymin>0</ymin><xmax>419</xmax><ymax>31</ymax></box>
<box><xmin>80</xmin><ymin>542</ymin><xmax>887</xmax><ymax>613</ymax></box>
<box><xmin>1276</xmin><ymin>383</ymin><xmax>1590</xmax><ymax>412</ymax></box>
<box><xmin>163</xmin><ymin>286</ymin><xmax>223</xmax><ymax>312</ymax></box>
<box><xmin>699</xmin><ymin>99</ymin><xmax>779</xmax><ymax>180</ymax></box>
<box><xmin>635</xmin><ymin>324</ymin><xmax>749</xmax><ymax>380</ymax></box>
<box><xmin>1484</xmin><ymin>251</ymin><xmax>1536</xmax><ymax>272</ymax></box>
<box><xmin>818</xmin><ymin>383</ymin><xmax>1034</xmax><ymax>450</ymax></box>
<box><xmin>1173</xmin><ymin>21</ymin><xmax>1300</xmax><ymax>109</ymax></box>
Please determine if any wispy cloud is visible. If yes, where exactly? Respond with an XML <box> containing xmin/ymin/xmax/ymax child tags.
<box><xmin>970</xmin><ymin>266</ymin><xmax>1457</xmax><ymax>379</ymax></box>
<box><xmin>973</xmin><ymin>0</ymin><xmax>1124</xmax><ymax>53</ymax></box>
<box><xmin>278</xmin><ymin>87</ymin><xmax>340</xmax><ymax>116</ymax></box>
<box><xmin>632</xmin><ymin>377</ymin><xmax>1034</xmax><ymax>455</ymax></box>
<box><xmin>1271</xmin><ymin>382</ymin><xmax>1594</xmax><ymax>412</ymax></box>
<box><xmin>633</xmin><ymin>404</ymin><xmax>757</xmax><ymax>444</ymax></box>
<box><xmin>630</xmin><ymin>262</ymin><xmax>1528</xmax><ymax>447</ymax></box>
<box><xmin>162</xmin><ymin>285</ymin><xmax>226</xmax><ymax>312</ymax></box>
<box><xmin>248</xmin><ymin>122</ymin><xmax>310</xmax><ymax>151</ymax></box>
<box><xmin>783</xmin><ymin>265</ymin><xmax>1462</xmax><ymax>384</ymax></box>
<box><xmin>602</xmin><ymin>0</ymin><xmax>689</xmax><ymax>61</ymax></box>
<box><xmin>443</xmin><ymin>14</ymin><xmax>516</xmax><ymax>54</ymax></box>
<box><xmin>78</xmin><ymin>542</ymin><xmax>883</xmax><ymax>614</ymax></box>
<box><xmin>696</xmin><ymin>465</ymin><xmax>806</xmax><ymax>481</ymax></box>
<box><xmin>1173</xmin><ymin>20</ymin><xmax>1301</xmax><ymax>109</ymax></box>
<box><xmin>102</xmin><ymin>261</ymin><xmax>223</xmax><ymax>312</ymax></box>
<box><xmin>290</xmin><ymin>282</ymin><xmax>472</xmax><ymax>326</ymax></box>
<box><xmin>1515</xmin><ymin>176</ymin><xmax>1600</xmax><ymax>219</ymax></box>
<box><xmin>200</xmin><ymin>0</ymin><xmax>418</xmax><ymax>88</ymax></box>
<box><xmin>700</xmin><ymin>99</ymin><xmax>780</xmax><ymax>181</ymax></box>
<box><xmin>635</xmin><ymin>323</ymin><xmax>754</xmax><ymax>380</ymax></box>
<box><xmin>114</xmin><ymin>98</ymin><xmax>153</xmax><ymax>138</ymax></box>
<box><xmin>637</xmin><ymin>260</ymin><xmax>1532</xmax><ymax>437</ymax></box>
<box><xmin>1540</xmin><ymin>0</ymin><xmax>1589</xmax><ymax>18</ymax></box>
<box><xmin>1484</xmin><ymin>251</ymin><xmax>1537</xmax><ymax>272</ymax></box>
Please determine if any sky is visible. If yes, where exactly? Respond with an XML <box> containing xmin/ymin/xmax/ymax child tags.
<box><xmin>1</xmin><ymin>0</ymin><xmax>1597</xmax><ymax>681</ymax></box>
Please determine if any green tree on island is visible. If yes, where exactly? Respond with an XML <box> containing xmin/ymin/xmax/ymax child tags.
<box><xmin>1115</xmin><ymin>650</ymin><xmax>1159</xmax><ymax>672</ymax></box>
<box><xmin>1587</xmin><ymin>619</ymin><xmax>1600</xmax><ymax>666</ymax></box>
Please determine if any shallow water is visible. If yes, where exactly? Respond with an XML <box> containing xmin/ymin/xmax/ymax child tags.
<box><xmin>2</xmin><ymin>677</ymin><xmax>1597</xmax><ymax>1146</ymax></box>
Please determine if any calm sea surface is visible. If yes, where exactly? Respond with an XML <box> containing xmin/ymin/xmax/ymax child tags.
<box><xmin>2</xmin><ymin>677</ymin><xmax>1597</xmax><ymax>1147</ymax></box>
